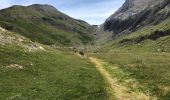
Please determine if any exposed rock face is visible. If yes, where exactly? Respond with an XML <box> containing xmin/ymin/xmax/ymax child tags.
<box><xmin>102</xmin><ymin>0</ymin><xmax>170</xmax><ymax>37</ymax></box>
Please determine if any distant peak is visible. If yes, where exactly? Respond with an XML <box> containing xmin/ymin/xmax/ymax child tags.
<box><xmin>10</xmin><ymin>5</ymin><xmax>25</xmax><ymax>8</ymax></box>
<box><xmin>28</xmin><ymin>4</ymin><xmax>55</xmax><ymax>8</ymax></box>
<box><xmin>27</xmin><ymin>4</ymin><xmax>58</xmax><ymax>11</ymax></box>
<box><xmin>29</xmin><ymin>4</ymin><xmax>51</xmax><ymax>7</ymax></box>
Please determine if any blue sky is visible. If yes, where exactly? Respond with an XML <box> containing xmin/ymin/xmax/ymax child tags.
<box><xmin>0</xmin><ymin>0</ymin><xmax>125</xmax><ymax>25</ymax></box>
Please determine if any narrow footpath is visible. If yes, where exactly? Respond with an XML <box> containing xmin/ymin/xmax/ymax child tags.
<box><xmin>89</xmin><ymin>57</ymin><xmax>156</xmax><ymax>100</ymax></box>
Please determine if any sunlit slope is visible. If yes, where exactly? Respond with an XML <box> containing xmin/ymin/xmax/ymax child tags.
<box><xmin>0</xmin><ymin>28</ymin><xmax>109</xmax><ymax>100</ymax></box>
<box><xmin>108</xmin><ymin>19</ymin><xmax>170</xmax><ymax>52</ymax></box>
<box><xmin>0</xmin><ymin>4</ymin><xmax>95</xmax><ymax>46</ymax></box>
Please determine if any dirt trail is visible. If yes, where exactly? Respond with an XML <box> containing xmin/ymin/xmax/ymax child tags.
<box><xmin>89</xmin><ymin>57</ymin><xmax>156</xmax><ymax>100</ymax></box>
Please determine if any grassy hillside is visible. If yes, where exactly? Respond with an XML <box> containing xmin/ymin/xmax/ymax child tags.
<box><xmin>89</xmin><ymin>18</ymin><xmax>170</xmax><ymax>99</ymax></box>
<box><xmin>95</xmin><ymin>19</ymin><xmax>170</xmax><ymax>53</ymax></box>
<box><xmin>1</xmin><ymin>2</ymin><xmax>170</xmax><ymax>100</ymax></box>
<box><xmin>91</xmin><ymin>51</ymin><xmax>170</xmax><ymax>99</ymax></box>
<box><xmin>0</xmin><ymin>45</ymin><xmax>109</xmax><ymax>100</ymax></box>
<box><xmin>0</xmin><ymin>28</ymin><xmax>110</xmax><ymax>100</ymax></box>
<box><xmin>0</xmin><ymin>4</ymin><xmax>95</xmax><ymax>46</ymax></box>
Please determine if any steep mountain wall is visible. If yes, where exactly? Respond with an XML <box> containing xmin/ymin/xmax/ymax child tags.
<box><xmin>98</xmin><ymin>0</ymin><xmax>170</xmax><ymax>40</ymax></box>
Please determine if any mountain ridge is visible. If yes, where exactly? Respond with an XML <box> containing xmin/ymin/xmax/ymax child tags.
<box><xmin>96</xmin><ymin>0</ymin><xmax>170</xmax><ymax>46</ymax></box>
<box><xmin>0</xmin><ymin>4</ymin><xmax>95</xmax><ymax>46</ymax></box>
<box><xmin>104</xmin><ymin>0</ymin><xmax>169</xmax><ymax>34</ymax></box>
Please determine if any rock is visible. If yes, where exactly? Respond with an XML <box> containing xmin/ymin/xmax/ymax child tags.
<box><xmin>0</xmin><ymin>27</ymin><xmax>6</xmax><ymax>32</ymax></box>
<box><xmin>6</xmin><ymin>64</ymin><xmax>23</xmax><ymax>69</ymax></box>
<box><xmin>97</xmin><ymin>0</ymin><xmax>170</xmax><ymax>41</ymax></box>
<box><xmin>137</xmin><ymin>43</ymin><xmax>141</xmax><ymax>46</ymax></box>
<box><xmin>18</xmin><ymin>38</ymin><xmax>24</xmax><ymax>42</ymax></box>
<box><xmin>157</xmin><ymin>49</ymin><xmax>161</xmax><ymax>52</ymax></box>
<box><xmin>38</xmin><ymin>46</ymin><xmax>45</xmax><ymax>50</ymax></box>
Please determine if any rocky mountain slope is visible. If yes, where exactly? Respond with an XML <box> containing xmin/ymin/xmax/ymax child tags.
<box><xmin>0</xmin><ymin>4</ymin><xmax>95</xmax><ymax>46</ymax></box>
<box><xmin>0</xmin><ymin>26</ymin><xmax>45</xmax><ymax>52</ymax></box>
<box><xmin>96</xmin><ymin>0</ymin><xmax>170</xmax><ymax>45</ymax></box>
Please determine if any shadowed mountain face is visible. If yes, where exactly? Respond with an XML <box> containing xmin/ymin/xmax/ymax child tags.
<box><xmin>101</xmin><ymin>0</ymin><xmax>170</xmax><ymax>37</ymax></box>
<box><xmin>0</xmin><ymin>4</ymin><xmax>95</xmax><ymax>46</ymax></box>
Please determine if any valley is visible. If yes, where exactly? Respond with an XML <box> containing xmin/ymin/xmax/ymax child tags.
<box><xmin>0</xmin><ymin>0</ymin><xmax>170</xmax><ymax>100</ymax></box>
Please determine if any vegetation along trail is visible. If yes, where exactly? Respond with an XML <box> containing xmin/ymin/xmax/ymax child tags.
<box><xmin>88</xmin><ymin>57</ymin><xmax>156</xmax><ymax>100</ymax></box>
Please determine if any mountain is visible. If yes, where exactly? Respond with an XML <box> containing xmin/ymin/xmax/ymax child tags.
<box><xmin>104</xmin><ymin>0</ymin><xmax>169</xmax><ymax>35</ymax></box>
<box><xmin>1</xmin><ymin>2</ymin><xmax>170</xmax><ymax>99</ymax></box>
<box><xmin>0</xmin><ymin>4</ymin><xmax>95</xmax><ymax>46</ymax></box>
<box><xmin>96</xmin><ymin>0</ymin><xmax>170</xmax><ymax>47</ymax></box>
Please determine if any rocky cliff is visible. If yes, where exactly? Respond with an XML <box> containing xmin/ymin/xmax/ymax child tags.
<box><xmin>99</xmin><ymin>0</ymin><xmax>170</xmax><ymax>39</ymax></box>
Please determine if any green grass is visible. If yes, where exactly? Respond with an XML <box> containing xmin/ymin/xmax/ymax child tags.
<box><xmin>97</xmin><ymin>19</ymin><xmax>170</xmax><ymax>53</ymax></box>
<box><xmin>90</xmin><ymin>17</ymin><xmax>170</xmax><ymax>99</ymax></box>
<box><xmin>91</xmin><ymin>51</ymin><xmax>170</xmax><ymax>99</ymax></box>
<box><xmin>0</xmin><ymin>5</ymin><xmax>95</xmax><ymax>46</ymax></box>
<box><xmin>124</xmin><ymin>19</ymin><xmax>170</xmax><ymax>39</ymax></box>
<box><xmin>110</xmin><ymin>35</ymin><xmax>170</xmax><ymax>53</ymax></box>
<box><xmin>0</xmin><ymin>45</ymin><xmax>109</xmax><ymax>100</ymax></box>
